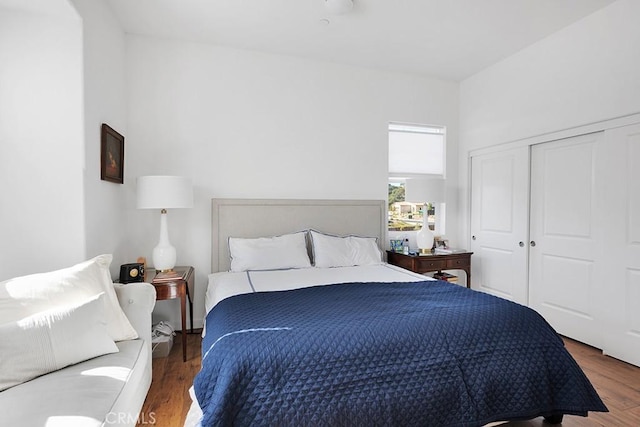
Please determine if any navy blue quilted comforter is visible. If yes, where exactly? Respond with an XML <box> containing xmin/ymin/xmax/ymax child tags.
<box><xmin>195</xmin><ymin>280</ymin><xmax>606</xmax><ymax>426</ymax></box>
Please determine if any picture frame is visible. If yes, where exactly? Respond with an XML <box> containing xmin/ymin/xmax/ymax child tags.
<box><xmin>435</xmin><ymin>238</ymin><xmax>449</xmax><ymax>249</ymax></box>
<box><xmin>100</xmin><ymin>123</ymin><xmax>124</xmax><ymax>184</ymax></box>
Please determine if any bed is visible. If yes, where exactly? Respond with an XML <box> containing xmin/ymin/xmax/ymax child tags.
<box><xmin>186</xmin><ymin>199</ymin><xmax>607</xmax><ymax>427</ymax></box>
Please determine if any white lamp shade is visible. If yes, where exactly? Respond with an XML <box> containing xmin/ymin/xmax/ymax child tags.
<box><xmin>405</xmin><ymin>178</ymin><xmax>445</xmax><ymax>203</ymax></box>
<box><xmin>137</xmin><ymin>176</ymin><xmax>193</xmax><ymax>209</ymax></box>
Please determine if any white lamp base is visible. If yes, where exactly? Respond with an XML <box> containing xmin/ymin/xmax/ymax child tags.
<box><xmin>416</xmin><ymin>223</ymin><xmax>435</xmax><ymax>254</ymax></box>
<box><xmin>153</xmin><ymin>209</ymin><xmax>177</xmax><ymax>272</ymax></box>
<box><xmin>153</xmin><ymin>244</ymin><xmax>176</xmax><ymax>272</ymax></box>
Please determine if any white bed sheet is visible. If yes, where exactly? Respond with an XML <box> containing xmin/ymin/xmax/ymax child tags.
<box><xmin>205</xmin><ymin>263</ymin><xmax>431</xmax><ymax>314</ymax></box>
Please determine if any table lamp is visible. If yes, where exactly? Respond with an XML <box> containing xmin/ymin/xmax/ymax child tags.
<box><xmin>405</xmin><ymin>178</ymin><xmax>445</xmax><ymax>254</ymax></box>
<box><xmin>137</xmin><ymin>176</ymin><xmax>193</xmax><ymax>271</ymax></box>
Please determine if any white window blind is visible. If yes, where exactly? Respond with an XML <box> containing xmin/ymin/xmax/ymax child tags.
<box><xmin>388</xmin><ymin>123</ymin><xmax>445</xmax><ymax>178</ymax></box>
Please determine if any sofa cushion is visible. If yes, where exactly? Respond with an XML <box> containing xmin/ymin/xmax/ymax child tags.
<box><xmin>0</xmin><ymin>339</ymin><xmax>150</xmax><ymax>427</ymax></box>
<box><xmin>0</xmin><ymin>254</ymin><xmax>137</xmax><ymax>341</ymax></box>
<box><xmin>0</xmin><ymin>293</ymin><xmax>118</xmax><ymax>391</ymax></box>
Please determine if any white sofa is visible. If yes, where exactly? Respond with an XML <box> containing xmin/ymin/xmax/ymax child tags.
<box><xmin>0</xmin><ymin>269</ymin><xmax>156</xmax><ymax>426</ymax></box>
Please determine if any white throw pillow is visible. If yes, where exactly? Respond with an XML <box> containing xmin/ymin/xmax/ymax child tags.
<box><xmin>0</xmin><ymin>254</ymin><xmax>137</xmax><ymax>341</ymax></box>
<box><xmin>310</xmin><ymin>230</ymin><xmax>383</xmax><ymax>268</ymax></box>
<box><xmin>229</xmin><ymin>232</ymin><xmax>312</xmax><ymax>272</ymax></box>
<box><xmin>0</xmin><ymin>293</ymin><xmax>119</xmax><ymax>391</ymax></box>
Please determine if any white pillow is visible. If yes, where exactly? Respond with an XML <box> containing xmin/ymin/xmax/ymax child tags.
<box><xmin>0</xmin><ymin>293</ymin><xmax>119</xmax><ymax>391</ymax></box>
<box><xmin>0</xmin><ymin>254</ymin><xmax>137</xmax><ymax>342</ymax></box>
<box><xmin>229</xmin><ymin>232</ymin><xmax>312</xmax><ymax>272</ymax></box>
<box><xmin>310</xmin><ymin>230</ymin><xmax>383</xmax><ymax>268</ymax></box>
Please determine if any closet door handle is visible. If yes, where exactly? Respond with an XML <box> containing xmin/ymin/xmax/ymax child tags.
<box><xmin>472</xmin><ymin>235</ymin><xmax>476</xmax><ymax>241</ymax></box>
<box><xmin>530</xmin><ymin>241</ymin><xmax>536</xmax><ymax>247</ymax></box>
<box><xmin>519</xmin><ymin>241</ymin><xmax>524</xmax><ymax>247</ymax></box>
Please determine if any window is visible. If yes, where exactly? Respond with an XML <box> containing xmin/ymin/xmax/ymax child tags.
<box><xmin>388</xmin><ymin>182</ymin><xmax>437</xmax><ymax>232</ymax></box>
<box><xmin>388</xmin><ymin>123</ymin><xmax>445</xmax><ymax>232</ymax></box>
<box><xmin>388</xmin><ymin>123</ymin><xmax>445</xmax><ymax>178</ymax></box>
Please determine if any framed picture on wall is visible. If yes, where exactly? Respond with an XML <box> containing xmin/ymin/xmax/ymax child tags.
<box><xmin>100</xmin><ymin>123</ymin><xmax>124</xmax><ymax>184</ymax></box>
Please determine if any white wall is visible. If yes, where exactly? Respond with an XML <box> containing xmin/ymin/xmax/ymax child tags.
<box><xmin>70</xmin><ymin>0</ymin><xmax>130</xmax><ymax>276</ymax></box>
<box><xmin>458</xmin><ymin>0</ymin><xmax>640</xmax><ymax>244</ymax></box>
<box><xmin>124</xmin><ymin>36</ymin><xmax>459</xmax><ymax>328</ymax></box>
<box><xmin>0</xmin><ymin>5</ymin><xmax>84</xmax><ymax>278</ymax></box>
<box><xmin>0</xmin><ymin>0</ymin><xmax>131</xmax><ymax>281</ymax></box>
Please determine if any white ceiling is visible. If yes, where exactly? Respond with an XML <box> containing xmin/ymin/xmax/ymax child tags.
<box><xmin>112</xmin><ymin>0</ymin><xmax>613</xmax><ymax>81</ymax></box>
<box><xmin>0</xmin><ymin>0</ymin><xmax>76</xmax><ymax>18</ymax></box>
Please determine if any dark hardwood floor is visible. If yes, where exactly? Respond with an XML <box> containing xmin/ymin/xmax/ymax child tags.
<box><xmin>138</xmin><ymin>334</ymin><xmax>640</xmax><ymax>426</ymax></box>
<box><xmin>137</xmin><ymin>332</ymin><xmax>202</xmax><ymax>427</ymax></box>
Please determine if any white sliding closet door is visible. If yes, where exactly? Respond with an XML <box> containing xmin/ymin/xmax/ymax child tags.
<box><xmin>470</xmin><ymin>147</ymin><xmax>529</xmax><ymax>304</ymax></box>
<box><xmin>600</xmin><ymin>124</ymin><xmax>640</xmax><ymax>366</ymax></box>
<box><xmin>529</xmin><ymin>132</ymin><xmax>605</xmax><ymax>349</ymax></box>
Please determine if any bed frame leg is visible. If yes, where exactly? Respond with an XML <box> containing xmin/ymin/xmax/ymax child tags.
<box><xmin>543</xmin><ymin>414</ymin><xmax>564</xmax><ymax>424</ymax></box>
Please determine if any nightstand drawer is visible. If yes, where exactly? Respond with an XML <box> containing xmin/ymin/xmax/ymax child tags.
<box><xmin>446</xmin><ymin>258</ymin><xmax>467</xmax><ymax>269</ymax></box>
<box><xmin>386</xmin><ymin>251</ymin><xmax>472</xmax><ymax>288</ymax></box>
<box><xmin>418</xmin><ymin>259</ymin><xmax>447</xmax><ymax>270</ymax></box>
<box><xmin>153</xmin><ymin>282</ymin><xmax>180</xmax><ymax>300</ymax></box>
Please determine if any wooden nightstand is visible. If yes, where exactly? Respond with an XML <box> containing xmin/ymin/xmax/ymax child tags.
<box><xmin>386</xmin><ymin>251</ymin><xmax>473</xmax><ymax>288</ymax></box>
<box><xmin>146</xmin><ymin>266</ymin><xmax>194</xmax><ymax>362</ymax></box>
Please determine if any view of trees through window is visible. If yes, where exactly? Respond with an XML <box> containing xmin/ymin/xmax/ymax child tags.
<box><xmin>388</xmin><ymin>182</ymin><xmax>435</xmax><ymax>232</ymax></box>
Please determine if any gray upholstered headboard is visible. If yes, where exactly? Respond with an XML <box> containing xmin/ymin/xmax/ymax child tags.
<box><xmin>211</xmin><ymin>199</ymin><xmax>387</xmax><ymax>272</ymax></box>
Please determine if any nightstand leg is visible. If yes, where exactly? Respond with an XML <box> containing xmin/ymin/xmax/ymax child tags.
<box><xmin>189</xmin><ymin>300</ymin><xmax>194</xmax><ymax>334</ymax></box>
<box><xmin>181</xmin><ymin>292</ymin><xmax>187</xmax><ymax>362</ymax></box>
